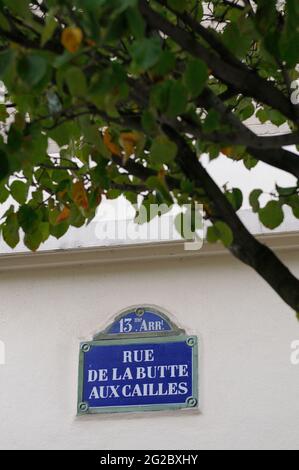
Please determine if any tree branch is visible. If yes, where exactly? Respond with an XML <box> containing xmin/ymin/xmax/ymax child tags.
<box><xmin>111</xmin><ymin>155</ymin><xmax>181</xmax><ymax>192</ymax></box>
<box><xmin>127</xmin><ymin>77</ymin><xmax>299</xmax><ymax>179</ymax></box>
<box><xmin>139</xmin><ymin>0</ymin><xmax>295</xmax><ymax>121</ymax></box>
<box><xmin>40</xmin><ymin>164</ymin><xmax>80</xmax><ymax>171</ymax></box>
<box><xmin>222</xmin><ymin>0</ymin><xmax>245</xmax><ymax>10</ymax></box>
<box><xmin>162</xmin><ymin>124</ymin><xmax>299</xmax><ymax>313</ymax></box>
<box><xmin>155</xmin><ymin>0</ymin><xmax>247</xmax><ymax>70</ymax></box>
<box><xmin>196</xmin><ymin>88</ymin><xmax>299</xmax><ymax>178</ymax></box>
<box><xmin>179</xmin><ymin>117</ymin><xmax>299</xmax><ymax>150</ymax></box>
<box><xmin>0</xmin><ymin>23</ymin><xmax>62</xmax><ymax>54</ymax></box>
<box><xmin>247</xmin><ymin>147</ymin><xmax>299</xmax><ymax>179</ymax></box>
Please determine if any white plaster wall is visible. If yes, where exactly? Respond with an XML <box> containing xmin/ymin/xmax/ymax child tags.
<box><xmin>0</xmin><ymin>250</ymin><xmax>299</xmax><ymax>450</ymax></box>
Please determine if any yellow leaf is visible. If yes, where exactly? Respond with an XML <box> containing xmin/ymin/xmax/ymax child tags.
<box><xmin>56</xmin><ymin>206</ymin><xmax>70</xmax><ymax>224</ymax></box>
<box><xmin>120</xmin><ymin>131</ymin><xmax>141</xmax><ymax>159</ymax></box>
<box><xmin>57</xmin><ymin>189</ymin><xmax>67</xmax><ymax>200</ymax></box>
<box><xmin>221</xmin><ymin>147</ymin><xmax>234</xmax><ymax>157</ymax></box>
<box><xmin>86</xmin><ymin>39</ymin><xmax>96</xmax><ymax>47</ymax></box>
<box><xmin>103</xmin><ymin>129</ymin><xmax>122</xmax><ymax>156</ymax></box>
<box><xmin>203</xmin><ymin>204</ymin><xmax>214</xmax><ymax>217</ymax></box>
<box><xmin>72</xmin><ymin>181</ymin><xmax>89</xmax><ymax>209</ymax></box>
<box><xmin>157</xmin><ymin>169</ymin><xmax>166</xmax><ymax>181</ymax></box>
<box><xmin>61</xmin><ymin>27</ymin><xmax>83</xmax><ymax>54</ymax></box>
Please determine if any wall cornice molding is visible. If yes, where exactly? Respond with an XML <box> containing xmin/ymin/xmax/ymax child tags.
<box><xmin>0</xmin><ymin>231</ymin><xmax>298</xmax><ymax>272</ymax></box>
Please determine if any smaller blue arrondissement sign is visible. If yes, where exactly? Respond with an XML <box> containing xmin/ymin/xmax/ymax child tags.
<box><xmin>77</xmin><ymin>306</ymin><xmax>199</xmax><ymax>414</ymax></box>
<box><xmin>107</xmin><ymin>310</ymin><xmax>172</xmax><ymax>334</ymax></box>
<box><xmin>93</xmin><ymin>306</ymin><xmax>184</xmax><ymax>339</ymax></box>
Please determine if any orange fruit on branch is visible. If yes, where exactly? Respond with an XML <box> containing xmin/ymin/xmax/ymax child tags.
<box><xmin>61</xmin><ymin>27</ymin><xmax>83</xmax><ymax>54</ymax></box>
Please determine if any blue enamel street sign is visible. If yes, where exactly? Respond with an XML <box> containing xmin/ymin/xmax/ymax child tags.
<box><xmin>77</xmin><ymin>336</ymin><xmax>198</xmax><ymax>414</ymax></box>
<box><xmin>93</xmin><ymin>306</ymin><xmax>184</xmax><ymax>339</ymax></box>
<box><xmin>78</xmin><ymin>306</ymin><xmax>199</xmax><ymax>414</ymax></box>
<box><xmin>107</xmin><ymin>310</ymin><xmax>172</xmax><ymax>334</ymax></box>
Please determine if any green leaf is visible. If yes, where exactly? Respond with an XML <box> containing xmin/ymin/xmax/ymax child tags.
<box><xmin>2</xmin><ymin>213</ymin><xmax>20</xmax><ymax>249</ymax></box>
<box><xmin>256</xmin><ymin>107</ymin><xmax>285</xmax><ymax>127</ymax></box>
<box><xmin>280</xmin><ymin>32</ymin><xmax>299</xmax><ymax>67</ymax></box>
<box><xmin>0</xmin><ymin>182</ymin><xmax>9</xmax><ymax>203</ymax></box>
<box><xmin>18</xmin><ymin>54</ymin><xmax>48</xmax><ymax>87</ymax></box>
<box><xmin>167</xmin><ymin>0</ymin><xmax>187</xmax><ymax>12</ymax></box>
<box><xmin>238</xmin><ymin>104</ymin><xmax>255</xmax><ymax>121</ymax></box>
<box><xmin>249</xmin><ymin>189</ymin><xmax>263</xmax><ymax>213</ymax></box>
<box><xmin>130</xmin><ymin>38</ymin><xmax>162</xmax><ymax>71</ymax></box>
<box><xmin>180</xmin><ymin>179</ymin><xmax>194</xmax><ymax>194</ymax></box>
<box><xmin>203</xmin><ymin>110</ymin><xmax>221</xmax><ymax>133</ymax></box>
<box><xmin>207</xmin><ymin>225</ymin><xmax>219</xmax><ymax>244</ymax></box>
<box><xmin>24</xmin><ymin>229</ymin><xmax>43</xmax><ymax>251</ymax></box>
<box><xmin>151</xmin><ymin>50</ymin><xmax>175</xmax><ymax>77</ymax></box>
<box><xmin>256</xmin><ymin>108</ymin><xmax>269</xmax><ymax>124</ymax></box>
<box><xmin>126</xmin><ymin>7</ymin><xmax>145</xmax><ymax>39</ymax></box>
<box><xmin>69</xmin><ymin>205</ymin><xmax>85</xmax><ymax>228</ymax></box>
<box><xmin>65</xmin><ymin>66</ymin><xmax>88</xmax><ymax>96</ymax></box>
<box><xmin>268</xmin><ymin>110</ymin><xmax>285</xmax><ymax>127</ymax></box>
<box><xmin>222</xmin><ymin>22</ymin><xmax>251</xmax><ymax>58</ymax></box>
<box><xmin>279</xmin><ymin>1</ymin><xmax>299</xmax><ymax>67</ymax></box>
<box><xmin>41</xmin><ymin>12</ymin><xmax>58</xmax><ymax>47</ymax></box>
<box><xmin>0</xmin><ymin>12</ymin><xmax>10</xmax><ymax>31</ymax></box>
<box><xmin>259</xmin><ymin>201</ymin><xmax>284</xmax><ymax>229</ymax></box>
<box><xmin>0</xmin><ymin>149</ymin><xmax>9</xmax><ymax>181</ymax></box>
<box><xmin>243</xmin><ymin>155</ymin><xmax>258</xmax><ymax>170</ymax></box>
<box><xmin>166</xmin><ymin>81</ymin><xmax>188</xmax><ymax>117</ymax></box>
<box><xmin>141</xmin><ymin>110</ymin><xmax>158</xmax><ymax>135</ymax></box>
<box><xmin>23</xmin><ymin>125</ymin><xmax>48</xmax><ymax>165</ymax></box>
<box><xmin>276</xmin><ymin>185</ymin><xmax>297</xmax><ymax>197</ymax></box>
<box><xmin>10</xmin><ymin>180</ymin><xmax>28</xmax><ymax>205</ymax></box>
<box><xmin>184</xmin><ymin>59</ymin><xmax>208</xmax><ymax>98</ymax></box>
<box><xmin>0</xmin><ymin>49</ymin><xmax>15</xmax><ymax>81</ymax></box>
<box><xmin>3</xmin><ymin>0</ymin><xmax>30</xmax><ymax>17</ymax></box>
<box><xmin>287</xmin><ymin>195</ymin><xmax>299</xmax><ymax>218</ymax></box>
<box><xmin>214</xmin><ymin>221</ymin><xmax>234</xmax><ymax>247</ymax></box>
<box><xmin>50</xmin><ymin>221</ymin><xmax>69</xmax><ymax>239</ymax></box>
<box><xmin>146</xmin><ymin>176</ymin><xmax>173</xmax><ymax>205</ymax></box>
<box><xmin>106</xmin><ymin>189</ymin><xmax>121</xmax><ymax>200</ymax></box>
<box><xmin>150</xmin><ymin>135</ymin><xmax>178</xmax><ymax>165</ymax></box>
<box><xmin>150</xmin><ymin>80</ymin><xmax>171</xmax><ymax>113</ymax></box>
<box><xmin>226</xmin><ymin>188</ymin><xmax>243</xmax><ymax>211</ymax></box>
<box><xmin>0</xmin><ymin>104</ymin><xmax>8</xmax><ymax>121</ymax></box>
<box><xmin>17</xmin><ymin>205</ymin><xmax>39</xmax><ymax>234</ymax></box>
<box><xmin>48</xmin><ymin>121</ymin><xmax>80</xmax><ymax>147</ymax></box>
<box><xmin>39</xmin><ymin>222</ymin><xmax>50</xmax><ymax>242</ymax></box>
<box><xmin>105</xmin><ymin>14</ymin><xmax>128</xmax><ymax>43</ymax></box>
<box><xmin>207</xmin><ymin>222</ymin><xmax>234</xmax><ymax>247</ymax></box>
<box><xmin>113</xmin><ymin>0</ymin><xmax>138</xmax><ymax>16</ymax></box>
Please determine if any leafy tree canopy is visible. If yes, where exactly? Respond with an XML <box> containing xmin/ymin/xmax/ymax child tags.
<box><xmin>0</xmin><ymin>0</ymin><xmax>299</xmax><ymax>314</ymax></box>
